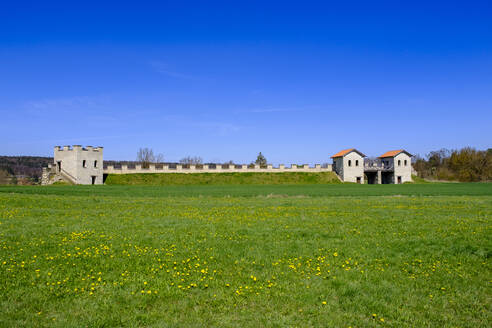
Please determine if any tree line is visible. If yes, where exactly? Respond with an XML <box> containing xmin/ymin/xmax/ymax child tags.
<box><xmin>0</xmin><ymin>156</ymin><xmax>52</xmax><ymax>185</ymax></box>
<box><xmin>413</xmin><ymin>147</ymin><xmax>492</xmax><ymax>182</ymax></box>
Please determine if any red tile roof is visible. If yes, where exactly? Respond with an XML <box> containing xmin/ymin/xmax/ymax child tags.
<box><xmin>379</xmin><ymin>150</ymin><xmax>412</xmax><ymax>158</ymax></box>
<box><xmin>331</xmin><ymin>148</ymin><xmax>366</xmax><ymax>158</ymax></box>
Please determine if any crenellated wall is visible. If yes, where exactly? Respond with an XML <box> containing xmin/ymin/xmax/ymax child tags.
<box><xmin>104</xmin><ymin>163</ymin><xmax>333</xmax><ymax>174</ymax></box>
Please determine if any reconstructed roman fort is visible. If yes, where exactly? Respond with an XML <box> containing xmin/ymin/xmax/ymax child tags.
<box><xmin>42</xmin><ymin>145</ymin><xmax>414</xmax><ymax>185</ymax></box>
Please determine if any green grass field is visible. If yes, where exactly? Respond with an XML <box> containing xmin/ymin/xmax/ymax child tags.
<box><xmin>0</xmin><ymin>184</ymin><xmax>491</xmax><ymax>327</ymax></box>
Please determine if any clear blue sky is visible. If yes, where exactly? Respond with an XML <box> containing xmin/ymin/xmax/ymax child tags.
<box><xmin>1</xmin><ymin>1</ymin><xmax>491</xmax><ymax>163</ymax></box>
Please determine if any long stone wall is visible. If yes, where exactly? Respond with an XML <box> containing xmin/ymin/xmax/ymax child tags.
<box><xmin>104</xmin><ymin>163</ymin><xmax>333</xmax><ymax>174</ymax></box>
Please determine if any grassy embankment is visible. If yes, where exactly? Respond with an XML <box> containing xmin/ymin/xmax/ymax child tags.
<box><xmin>0</xmin><ymin>184</ymin><xmax>490</xmax><ymax>327</ymax></box>
<box><xmin>104</xmin><ymin>171</ymin><xmax>341</xmax><ymax>185</ymax></box>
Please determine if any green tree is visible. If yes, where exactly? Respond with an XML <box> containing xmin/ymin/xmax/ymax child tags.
<box><xmin>255</xmin><ymin>152</ymin><xmax>267</xmax><ymax>166</ymax></box>
<box><xmin>414</xmin><ymin>147</ymin><xmax>492</xmax><ymax>182</ymax></box>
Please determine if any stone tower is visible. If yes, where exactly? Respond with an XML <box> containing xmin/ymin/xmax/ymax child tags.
<box><xmin>43</xmin><ymin>145</ymin><xmax>104</xmax><ymax>185</ymax></box>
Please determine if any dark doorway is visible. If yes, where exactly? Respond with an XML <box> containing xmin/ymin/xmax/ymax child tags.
<box><xmin>57</xmin><ymin>161</ymin><xmax>61</xmax><ymax>172</ymax></box>
<box><xmin>356</xmin><ymin>177</ymin><xmax>361</xmax><ymax>184</ymax></box>
<box><xmin>91</xmin><ymin>176</ymin><xmax>96</xmax><ymax>185</ymax></box>
<box><xmin>365</xmin><ymin>172</ymin><xmax>377</xmax><ymax>184</ymax></box>
<box><xmin>397</xmin><ymin>176</ymin><xmax>402</xmax><ymax>184</ymax></box>
<box><xmin>381</xmin><ymin>172</ymin><xmax>394</xmax><ymax>184</ymax></box>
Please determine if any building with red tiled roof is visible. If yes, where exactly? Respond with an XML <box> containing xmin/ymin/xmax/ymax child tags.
<box><xmin>331</xmin><ymin>148</ymin><xmax>413</xmax><ymax>184</ymax></box>
<box><xmin>331</xmin><ymin>148</ymin><xmax>366</xmax><ymax>183</ymax></box>
<box><xmin>378</xmin><ymin>149</ymin><xmax>412</xmax><ymax>184</ymax></box>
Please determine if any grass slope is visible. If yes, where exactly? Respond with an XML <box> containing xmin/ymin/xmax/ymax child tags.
<box><xmin>104</xmin><ymin>171</ymin><xmax>341</xmax><ymax>185</ymax></box>
<box><xmin>0</xmin><ymin>184</ymin><xmax>490</xmax><ymax>327</ymax></box>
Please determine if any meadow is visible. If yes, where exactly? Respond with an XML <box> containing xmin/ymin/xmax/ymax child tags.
<box><xmin>0</xmin><ymin>184</ymin><xmax>490</xmax><ymax>327</ymax></box>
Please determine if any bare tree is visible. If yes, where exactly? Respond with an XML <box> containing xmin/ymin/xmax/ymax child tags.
<box><xmin>137</xmin><ymin>148</ymin><xmax>164</xmax><ymax>168</ymax></box>
<box><xmin>179</xmin><ymin>156</ymin><xmax>203</xmax><ymax>165</ymax></box>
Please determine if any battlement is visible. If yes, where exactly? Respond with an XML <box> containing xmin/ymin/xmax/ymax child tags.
<box><xmin>104</xmin><ymin>163</ymin><xmax>333</xmax><ymax>174</ymax></box>
<box><xmin>54</xmin><ymin>145</ymin><xmax>103</xmax><ymax>152</ymax></box>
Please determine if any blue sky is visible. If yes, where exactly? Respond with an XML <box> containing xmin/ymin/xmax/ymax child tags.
<box><xmin>1</xmin><ymin>1</ymin><xmax>491</xmax><ymax>163</ymax></box>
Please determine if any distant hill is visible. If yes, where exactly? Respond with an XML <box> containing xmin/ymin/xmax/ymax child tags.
<box><xmin>0</xmin><ymin>156</ymin><xmax>53</xmax><ymax>184</ymax></box>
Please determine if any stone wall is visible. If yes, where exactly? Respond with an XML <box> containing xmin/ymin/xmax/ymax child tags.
<box><xmin>104</xmin><ymin>163</ymin><xmax>333</xmax><ymax>174</ymax></box>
